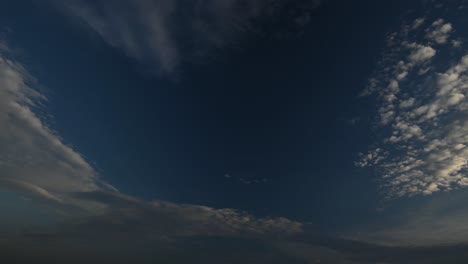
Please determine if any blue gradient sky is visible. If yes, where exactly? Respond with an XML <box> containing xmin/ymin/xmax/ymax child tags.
<box><xmin>1</xmin><ymin>0</ymin><xmax>468</xmax><ymax>263</ymax></box>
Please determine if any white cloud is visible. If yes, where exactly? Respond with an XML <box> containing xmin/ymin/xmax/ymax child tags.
<box><xmin>412</xmin><ymin>55</ymin><xmax>468</xmax><ymax>122</ymax></box>
<box><xmin>452</xmin><ymin>39</ymin><xmax>463</xmax><ymax>48</ymax></box>
<box><xmin>355</xmin><ymin>148</ymin><xmax>386</xmax><ymax>168</ymax></box>
<box><xmin>0</xmin><ymin>51</ymin><xmax>104</xmax><ymax>201</ymax></box>
<box><xmin>0</xmin><ymin>43</ymin><xmax>303</xmax><ymax>239</ymax></box>
<box><xmin>362</xmin><ymin>29</ymin><xmax>438</xmax><ymax>126</ymax></box>
<box><xmin>406</xmin><ymin>43</ymin><xmax>436</xmax><ymax>64</ymax></box>
<box><xmin>55</xmin><ymin>0</ymin><xmax>321</xmax><ymax>74</ymax></box>
<box><xmin>426</xmin><ymin>18</ymin><xmax>452</xmax><ymax>44</ymax></box>
<box><xmin>388</xmin><ymin>121</ymin><xmax>424</xmax><ymax>143</ymax></box>
<box><xmin>399</xmin><ymin>98</ymin><xmax>415</xmax><ymax>108</ymax></box>
<box><xmin>358</xmin><ymin>18</ymin><xmax>468</xmax><ymax>198</ymax></box>
<box><xmin>58</xmin><ymin>0</ymin><xmax>178</xmax><ymax>73</ymax></box>
<box><xmin>0</xmin><ymin>178</ymin><xmax>64</xmax><ymax>204</ymax></box>
<box><xmin>411</xmin><ymin>17</ymin><xmax>425</xmax><ymax>30</ymax></box>
<box><xmin>396</xmin><ymin>71</ymin><xmax>408</xmax><ymax>80</ymax></box>
<box><xmin>418</xmin><ymin>67</ymin><xmax>431</xmax><ymax>75</ymax></box>
<box><xmin>72</xmin><ymin>191</ymin><xmax>303</xmax><ymax>238</ymax></box>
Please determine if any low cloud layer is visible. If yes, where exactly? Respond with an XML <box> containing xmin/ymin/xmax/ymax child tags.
<box><xmin>4</xmin><ymin>223</ymin><xmax>468</xmax><ymax>264</ymax></box>
<box><xmin>69</xmin><ymin>190</ymin><xmax>303</xmax><ymax>239</ymax></box>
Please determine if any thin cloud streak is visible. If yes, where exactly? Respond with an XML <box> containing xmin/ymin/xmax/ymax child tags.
<box><xmin>54</xmin><ymin>0</ymin><xmax>321</xmax><ymax>74</ymax></box>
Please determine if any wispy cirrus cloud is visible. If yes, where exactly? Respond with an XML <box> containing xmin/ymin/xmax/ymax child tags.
<box><xmin>54</xmin><ymin>0</ymin><xmax>321</xmax><ymax>74</ymax></box>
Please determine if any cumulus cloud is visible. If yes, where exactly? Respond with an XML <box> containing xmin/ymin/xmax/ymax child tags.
<box><xmin>358</xmin><ymin>18</ymin><xmax>468</xmax><ymax>198</ymax></box>
<box><xmin>355</xmin><ymin>148</ymin><xmax>386</xmax><ymax>168</ymax></box>
<box><xmin>426</xmin><ymin>18</ymin><xmax>452</xmax><ymax>44</ymax></box>
<box><xmin>400</xmin><ymin>97</ymin><xmax>415</xmax><ymax>108</ymax></box>
<box><xmin>406</xmin><ymin>43</ymin><xmax>436</xmax><ymax>64</ymax></box>
<box><xmin>54</xmin><ymin>0</ymin><xmax>321</xmax><ymax>73</ymax></box>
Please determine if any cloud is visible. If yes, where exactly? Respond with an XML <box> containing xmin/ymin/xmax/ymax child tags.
<box><xmin>0</xmin><ymin>40</ymin><xmax>303</xmax><ymax>250</ymax></box>
<box><xmin>411</xmin><ymin>17</ymin><xmax>426</xmax><ymax>30</ymax></box>
<box><xmin>411</xmin><ymin>17</ymin><xmax>425</xmax><ymax>30</ymax></box>
<box><xmin>0</xmin><ymin>42</ymin><xmax>306</xmax><ymax>263</ymax></box>
<box><xmin>58</xmin><ymin>0</ymin><xmax>179</xmax><ymax>73</ymax></box>
<box><xmin>0</xmin><ymin>47</ymin><xmax>107</xmax><ymax>202</ymax></box>
<box><xmin>54</xmin><ymin>0</ymin><xmax>321</xmax><ymax>74</ymax></box>
<box><xmin>399</xmin><ymin>97</ymin><xmax>415</xmax><ymax>108</ymax></box>
<box><xmin>426</xmin><ymin>18</ymin><xmax>452</xmax><ymax>44</ymax></box>
<box><xmin>0</xmin><ymin>178</ymin><xmax>63</xmax><ymax>204</ymax></box>
<box><xmin>406</xmin><ymin>43</ymin><xmax>436</xmax><ymax>64</ymax></box>
<box><xmin>355</xmin><ymin>148</ymin><xmax>386</xmax><ymax>168</ymax></box>
<box><xmin>69</xmin><ymin>190</ymin><xmax>303</xmax><ymax>239</ymax></box>
<box><xmin>358</xmin><ymin>17</ymin><xmax>468</xmax><ymax>198</ymax></box>
<box><xmin>1</xmin><ymin>39</ymin><xmax>467</xmax><ymax>258</ymax></box>
<box><xmin>452</xmin><ymin>39</ymin><xmax>463</xmax><ymax>48</ymax></box>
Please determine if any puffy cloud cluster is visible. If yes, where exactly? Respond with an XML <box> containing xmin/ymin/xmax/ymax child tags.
<box><xmin>355</xmin><ymin>148</ymin><xmax>387</xmax><ymax>168</ymax></box>
<box><xmin>426</xmin><ymin>18</ymin><xmax>452</xmax><ymax>44</ymax></box>
<box><xmin>358</xmin><ymin>18</ymin><xmax>468</xmax><ymax>198</ymax></box>
<box><xmin>407</xmin><ymin>43</ymin><xmax>436</xmax><ymax>64</ymax></box>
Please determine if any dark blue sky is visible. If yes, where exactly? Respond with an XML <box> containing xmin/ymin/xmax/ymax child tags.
<box><xmin>1</xmin><ymin>0</ymin><xmax>468</xmax><ymax>263</ymax></box>
<box><xmin>1</xmin><ymin>0</ymin><xmax>408</xmax><ymax>221</ymax></box>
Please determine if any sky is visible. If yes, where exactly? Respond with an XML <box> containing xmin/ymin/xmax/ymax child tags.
<box><xmin>1</xmin><ymin>0</ymin><xmax>468</xmax><ymax>263</ymax></box>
